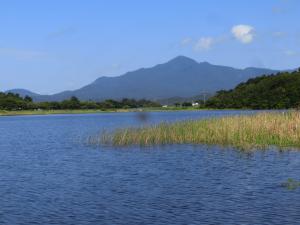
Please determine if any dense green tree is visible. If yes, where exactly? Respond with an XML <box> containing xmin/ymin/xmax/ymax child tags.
<box><xmin>0</xmin><ymin>93</ymin><xmax>161</xmax><ymax>111</ymax></box>
<box><xmin>61</xmin><ymin>96</ymin><xmax>81</xmax><ymax>109</ymax></box>
<box><xmin>24</xmin><ymin>95</ymin><xmax>33</xmax><ymax>102</ymax></box>
<box><xmin>206</xmin><ymin>70</ymin><xmax>300</xmax><ymax>109</ymax></box>
<box><xmin>182</xmin><ymin>102</ymin><xmax>192</xmax><ymax>107</ymax></box>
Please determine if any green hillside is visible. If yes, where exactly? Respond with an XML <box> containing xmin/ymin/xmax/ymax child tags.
<box><xmin>206</xmin><ymin>70</ymin><xmax>300</xmax><ymax>109</ymax></box>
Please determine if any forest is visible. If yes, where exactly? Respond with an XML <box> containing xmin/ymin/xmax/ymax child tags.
<box><xmin>0</xmin><ymin>93</ymin><xmax>161</xmax><ymax>110</ymax></box>
<box><xmin>206</xmin><ymin>69</ymin><xmax>300</xmax><ymax>109</ymax></box>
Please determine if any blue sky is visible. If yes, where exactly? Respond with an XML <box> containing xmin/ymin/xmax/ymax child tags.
<box><xmin>0</xmin><ymin>0</ymin><xmax>299</xmax><ymax>94</ymax></box>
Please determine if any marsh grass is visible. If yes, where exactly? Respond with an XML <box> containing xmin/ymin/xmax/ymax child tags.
<box><xmin>101</xmin><ymin>111</ymin><xmax>300</xmax><ymax>150</ymax></box>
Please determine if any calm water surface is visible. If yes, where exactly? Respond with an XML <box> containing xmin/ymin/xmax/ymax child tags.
<box><xmin>0</xmin><ymin>110</ymin><xmax>299</xmax><ymax>225</ymax></box>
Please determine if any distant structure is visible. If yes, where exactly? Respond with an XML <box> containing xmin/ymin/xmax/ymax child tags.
<box><xmin>199</xmin><ymin>91</ymin><xmax>210</xmax><ymax>104</ymax></box>
<box><xmin>192</xmin><ymin>102</ymin><xmax>199</xmax><ymax>107</ymax></box>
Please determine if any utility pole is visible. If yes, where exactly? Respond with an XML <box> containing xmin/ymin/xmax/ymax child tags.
<box><xmin>200</xmin><ymin>91</ymin><xmax>208</xmax><ymax>104</ymax></box>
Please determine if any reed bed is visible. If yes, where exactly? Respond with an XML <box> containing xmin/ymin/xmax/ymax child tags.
<box><xmin>101</xmin><ymin>111</ymin><xmax>300</xmax><ymax>150</ymax></box>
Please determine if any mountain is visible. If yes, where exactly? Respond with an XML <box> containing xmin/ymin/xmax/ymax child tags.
<box><xmin>5</xmin><ymin>89</ymin><xmax>41</xmax><ymax>97</ymax></box>
<box><xmin>7</xmin><ymin>56</ymin><xmax>279</xmax><ymax>102</ymax></box>
<box><xmin>206</xmin><ymin>70</ymin><xmax>300</xmax><ymax>109</ymax></box>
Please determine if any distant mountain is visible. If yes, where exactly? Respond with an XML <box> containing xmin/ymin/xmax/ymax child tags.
<box><xmin>206</xmin><ymin>70</ymin><xmax>300</xmax><ymax>109</ymax></box>
<box><xmin>5</xmin><ymin>89</ymin><xmax>41</xmax><ymax>97</ymax></box>
<box><xmin>7</xmin><ymin>56</ymin><xmax>279</xmax><ymax>102</ymax></box>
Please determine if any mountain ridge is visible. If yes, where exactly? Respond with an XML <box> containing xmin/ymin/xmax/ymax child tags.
<box><xmin>5</xmin><ymin>56</ymin><xmax>279</xmax><ymax>102</ymax></box>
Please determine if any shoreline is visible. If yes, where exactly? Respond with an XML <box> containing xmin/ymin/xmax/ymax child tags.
<box><xmin>0</xmin><ymin>107</ymin><xmax>273</xmax><ymax>117</ymax></box>
<box><xmin>0</xmin><ymin>107</ymin><xmax>215</xmax><ymax>116</ymax></box>
<box><xmin>0</xmin><ymin>109</ymin><xmax>130</xmax><ymax>116</ymax></box>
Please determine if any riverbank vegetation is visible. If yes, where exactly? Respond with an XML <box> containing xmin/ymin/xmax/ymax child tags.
<box><xmin>101</xmin><ymin>111</ymin><xmax>300</xmax><ymax>150</ymax></box>
<box><xmin>0</xmin><ymin>109</ymin><xmax>115</xmax><ymax>116</ymax></box>
<box><xmin>0</xmin><ymin>93</ymin><xmax>161</xmax><ymax>111</ymax></box>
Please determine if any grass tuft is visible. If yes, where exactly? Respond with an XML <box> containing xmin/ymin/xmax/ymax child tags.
<box><xmin>281</xmin><ymin>178</ymin><xmax>300</xmax><ymax>190</ymax></box>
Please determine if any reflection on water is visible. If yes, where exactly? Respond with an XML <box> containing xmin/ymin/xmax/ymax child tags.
<box><xmin>0</xmin><ymin>110</ymin><xmax>299</xmax><ymax>225</ymax></box>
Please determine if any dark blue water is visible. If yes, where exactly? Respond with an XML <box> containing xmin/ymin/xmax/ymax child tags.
<box><xmin>0</xmin><ymin>110</ymin><xmax>299</xmax><ymax>225</ymax></box>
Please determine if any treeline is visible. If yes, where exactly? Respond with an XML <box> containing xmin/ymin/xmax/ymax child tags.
<box><xmin>0</xmin><ymin>94</ymin><xmax>161</xmax><ymax>110</ymax></box>
<box><xmin>206</xmin><ymin>69</ymin><xmax>300</xmax><ymax>109</ymax></box>
<box><xmin>173</xmin><ymin>101</ymin><xmax>205</xmax><ymax>107</ymax></box>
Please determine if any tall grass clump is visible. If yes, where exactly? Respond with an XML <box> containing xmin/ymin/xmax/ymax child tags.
<box><xmin>101</xmin><ymin>111</ymin><xmax>300</xmax><ymax>150</ymax></box>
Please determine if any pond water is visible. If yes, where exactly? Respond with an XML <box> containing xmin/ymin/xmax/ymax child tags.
<box><xmin>0</xmin><ymin>110</ymin><xmax>299</xmax><ymax>224</ymax></box>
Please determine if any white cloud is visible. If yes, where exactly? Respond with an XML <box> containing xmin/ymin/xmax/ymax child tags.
<box><xmin>272</xmin><ymin>6</ymin><xmax>284</xmax><ymax>14</ymax></box>
<box><xmin>231</xmin><ymin>25</ymin><xmax>255</xmax><ymax>44</ymax></box>
<box><xmin>0</xmin><ymin>48</ymin><xmax>46</xmax><ymax>60</ymax></box>
<box><xmin>273</xmin><ymin>31</ymin><xmax>285</xmax><ymax>38</ymax></box>
<box><xmin>181</xmin><ymin>37</ymin><xmax>192</xmax><ymax>46</ymax></box>
<box><xmin>194</xmin><ymin>37</ymin><xmax>214</xmax><ymax>51</ymax></box>
<box><xmin>47</xmin><ymin>27</ymin><xmax>77</xmax><ymax>39</ymax></box>
<box><xmin>111</xmin><ymin>63</ymin><xmax>122</xmax><ymax>70</ymax></box>
<box><xmin>284</xmin><ymin>50</ymin><xmax>297</xmax><ymax>56</ymax></box>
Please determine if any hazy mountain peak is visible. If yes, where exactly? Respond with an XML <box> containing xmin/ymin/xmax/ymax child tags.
<box><xmin>5</xmin><ymin>89</ymin><xmax>40</xmax><ymax>97</ymax></box>
<box><xmin>199</xmin><ymin>61</ymin><xmax>211</xmax><ymax>66</ymax></box>
<box><xmin>167</xmin><ymin>56</ymin><xmax>198</xmax><ymax>65</ymax></box>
